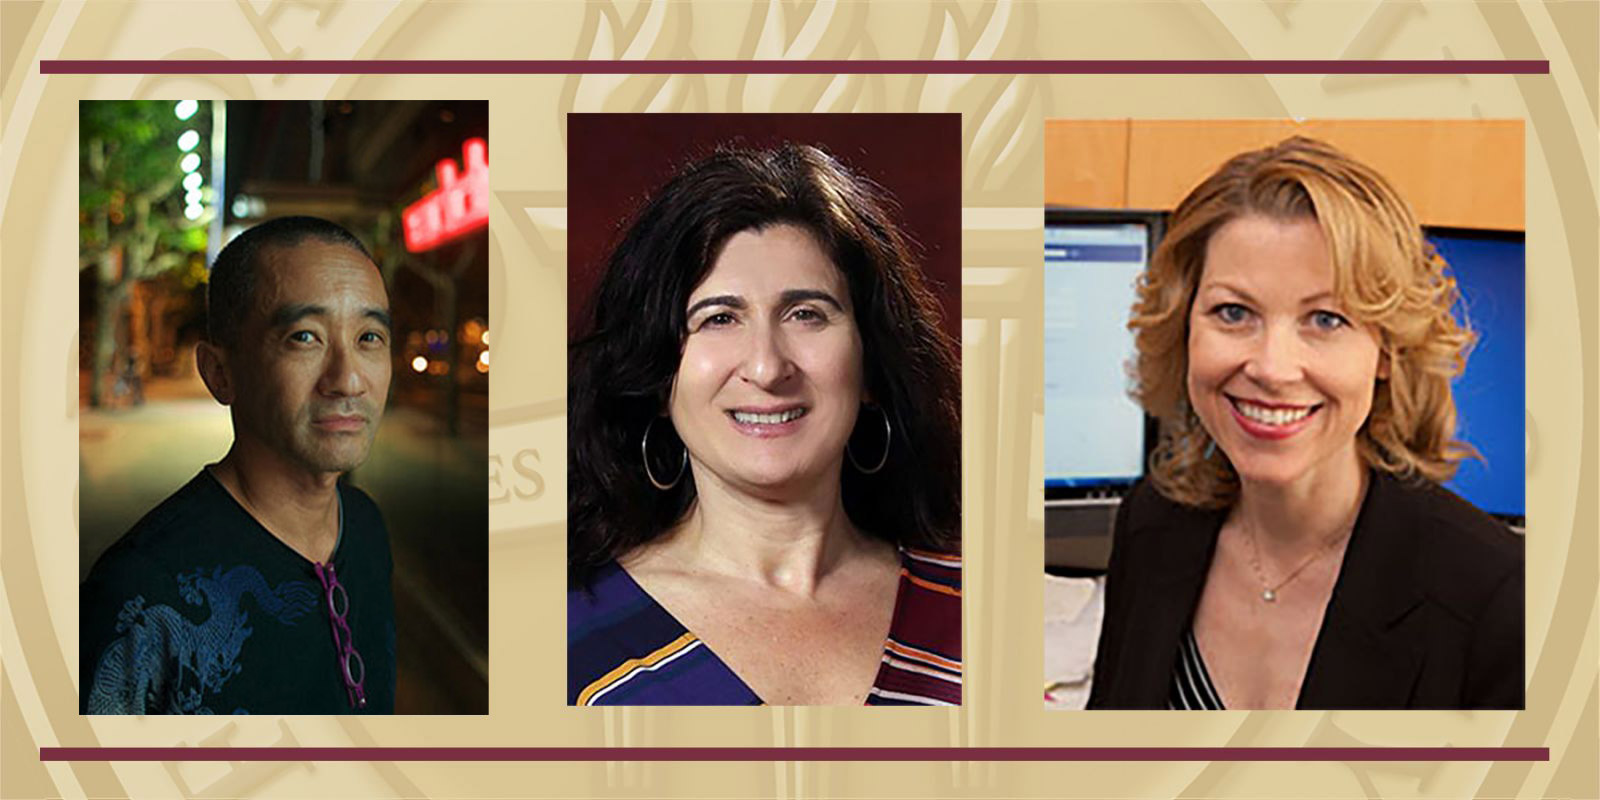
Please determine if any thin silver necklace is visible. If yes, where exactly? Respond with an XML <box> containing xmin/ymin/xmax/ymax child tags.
<box><xmin>1242</xmin><ymin>520</ymin><xmax>1351</xmax><ymax>603</ymax></box>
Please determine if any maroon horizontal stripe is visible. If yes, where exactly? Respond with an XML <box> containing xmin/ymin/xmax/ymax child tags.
<box><xmin>41</xmin><ymin>747</ymin><xmax>1547</xmax><ymax>762</ymax></box>
<box><xmin>39</xmin><ymin>59</ymin><xmax>1548</xmax><ymax>75</ymax></box>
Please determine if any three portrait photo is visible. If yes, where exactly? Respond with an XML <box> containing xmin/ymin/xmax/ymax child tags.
<box><xmin>78</xmin><ymin>109</ymin><xmax>1524</xmax><ymax>715</ymax></box>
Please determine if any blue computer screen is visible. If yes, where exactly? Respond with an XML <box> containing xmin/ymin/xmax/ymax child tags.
<box><xmin>1043</xmin><ymin>221</ymin><xmax>1149</xmax><ymax>489</ymax></box>
<box><xmin>1431</xmin><ymin>231</ymin><xmax>1525</xmax><ymax>520</ymax></box>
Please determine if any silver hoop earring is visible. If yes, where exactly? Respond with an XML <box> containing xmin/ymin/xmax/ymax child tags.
<box><xmin>847</xmin><ymin>405</ymin><xmax>892</xmax><ymax>474</ymax></box>
<box><xmin>641</xmin><ymin>418</ymin><xmax>686</xmax><ymax>490</ymax></box>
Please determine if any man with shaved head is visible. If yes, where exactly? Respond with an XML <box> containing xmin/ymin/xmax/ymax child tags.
<box><xmin>82</xmin><ymin>216</ymin><xmax>397</xmax><ymax>714</ymax></box>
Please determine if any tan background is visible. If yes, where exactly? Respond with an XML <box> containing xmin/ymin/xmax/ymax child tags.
<box><xmin>2</xmin><ymin>1</ymin><xmax>1595</xmax><ymax>799</ymax></box>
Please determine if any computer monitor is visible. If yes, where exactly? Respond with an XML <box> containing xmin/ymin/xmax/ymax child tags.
<box><xmin>1427</xmin><ymin>227</ymin><xmax>1526</xmax><ymax>525</ymax></box>
<box><xmin>1043</xmin><ymin>209</ymin><xmax>1163</xmax><ymax>499</ymax></box>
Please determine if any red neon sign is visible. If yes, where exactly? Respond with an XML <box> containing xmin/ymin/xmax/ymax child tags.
<box><xmin>402</xmin><ymin>137</ymin><xmax>488</xmax><ymax>252</ymax></box>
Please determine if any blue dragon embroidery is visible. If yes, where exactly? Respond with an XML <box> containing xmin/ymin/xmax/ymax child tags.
<box><xmin>87</xmin><ymin>565</ymin><xmax>318</xmax><ymax>714</ymax></box>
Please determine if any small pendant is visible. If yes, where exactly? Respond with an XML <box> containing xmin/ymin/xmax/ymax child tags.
<box><xmin>1262</xmin><ymin>588</ymin><xmax>1277</xmax><ymax>602</ymax></box>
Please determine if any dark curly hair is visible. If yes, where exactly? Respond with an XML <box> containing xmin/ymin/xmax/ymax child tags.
<box><xmin>568</xmin><ymin>144</ymin><xmax>960</xmax><ymax>583</ymax></box>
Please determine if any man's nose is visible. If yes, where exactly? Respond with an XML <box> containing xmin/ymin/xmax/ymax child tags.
<box><xmin>319</xmin><ymin>340</ymin><xmax>367</xmax><ymax>397</ymax></box>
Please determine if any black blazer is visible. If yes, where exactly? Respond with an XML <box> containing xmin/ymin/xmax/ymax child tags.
<box><xmin>1087</xmin><ymin>471</ymin><xmax>1524</xmax><ymax>709</ymax></box>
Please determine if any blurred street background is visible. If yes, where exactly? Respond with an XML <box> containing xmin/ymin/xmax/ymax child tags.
<box><xmin>79</xmin><ymin>100</ymin><xmax>489</xmax><ymax>714</ymax></box>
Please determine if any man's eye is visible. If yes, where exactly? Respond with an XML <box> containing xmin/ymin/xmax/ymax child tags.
<box><xmin>288</xmin><ymin>330</ymin><xmax>317</xmax><ymax>345</ymax></box>
<box><xmin>359</xmin><ymin>331</ymin><xmax>388</xmax><ymax>344</ymax></box>
<box><xmin>789</xmin><ymin>307</ymin><xmax>826</xmax><ymax>324</ymax></box>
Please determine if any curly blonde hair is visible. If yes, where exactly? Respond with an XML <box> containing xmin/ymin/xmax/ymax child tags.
<box><xmin>1131</xmin><ymin>136</ymin><xmax>1476</xmax><ymax>508</ymax></box>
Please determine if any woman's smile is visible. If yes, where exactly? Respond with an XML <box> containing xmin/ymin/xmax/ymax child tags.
<box><xmin>1226</xmin><ymin>396</ymin><xmax>1321</xmax><ymax>440</ymax></box>
<box><xmin>727</xmin><ymin>405</ymin><xmax>809</xmax><ymax>436</ymax></box>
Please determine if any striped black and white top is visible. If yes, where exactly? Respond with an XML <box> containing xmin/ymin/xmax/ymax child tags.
<box><xmin>1168</xmin><ymin>628</ymin><xmax>1225</xmax><ymax>710</ymax></box>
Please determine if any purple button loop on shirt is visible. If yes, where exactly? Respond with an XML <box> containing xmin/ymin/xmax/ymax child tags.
<box><xmin>313</xmin><ymin>561</ymin><xmax>367</xmax><ymax>709</ymax></box>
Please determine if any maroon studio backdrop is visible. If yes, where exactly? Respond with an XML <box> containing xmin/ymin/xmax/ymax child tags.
<box><xmin>566</xmin><ymin>113</ymin><xmax>961</xmax><ymax>342</ymax></box>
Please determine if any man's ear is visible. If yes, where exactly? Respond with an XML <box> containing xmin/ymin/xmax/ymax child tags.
<box><xmin>196</xmin><ymin>341</ymin><xmax>235</xmax><ymax>405</ymax></box>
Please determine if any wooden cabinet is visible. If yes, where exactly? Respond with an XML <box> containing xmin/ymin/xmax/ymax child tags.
<box><xmin>1045</xmin><ymin>119</ymin><xmax>1523</xmax><ymax>232</ymax></box>
<box><xmin>1044</xmin><ymin>120</ymin><xmax>1130</xmax><ymax>210</ymax></box>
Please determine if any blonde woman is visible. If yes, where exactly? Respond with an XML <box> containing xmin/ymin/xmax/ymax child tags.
<box><xmin>1088</xmin><ymin>138</ymin><xmax>1522</xmax><ymax>710</ymax></box>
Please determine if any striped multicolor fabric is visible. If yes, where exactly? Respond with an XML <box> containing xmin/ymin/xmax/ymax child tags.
<box><xmin>568</xmin><ymin>549</ymin><xmax>962</xmax><ymax>706</ymax></box>
<box><xmin>567</xmin><ymin>562</ymin><xmax>760</xmax><ymax>706</ymax></box>
<box><xmin>1168</xmin><ymin>628</ymin><xmax>1225</xmax><ymax>710</ymax></box>
<box><xmin>867</xmin><ymin>549</ymin><xmax>962</xmax><ymax>706</ymax></box>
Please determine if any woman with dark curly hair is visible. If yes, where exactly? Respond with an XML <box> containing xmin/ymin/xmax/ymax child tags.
<box><xmin>1088</xmin><ymin>137</ymin><xmax>1523</xmax><ymax>710</ymax></box>
<box><xmin>567</xmin><ymin>144</ymin><xmax>961</xmax><ymax>706</ymax></box>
